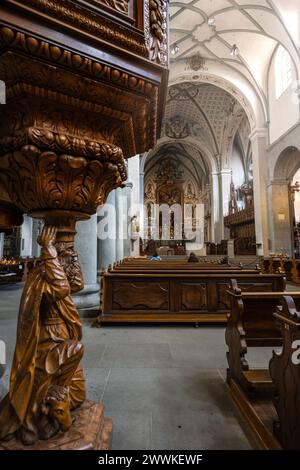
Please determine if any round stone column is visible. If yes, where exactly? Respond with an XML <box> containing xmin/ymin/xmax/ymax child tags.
<box><xmin>73</xmin><ymin>213</ymin><xmax>99</xmax><ymax>309</ymax></box>
<box><xmin>97</xmin><ymin>190</ymin><xmax>117</xmax><ymax>271</ymax></box>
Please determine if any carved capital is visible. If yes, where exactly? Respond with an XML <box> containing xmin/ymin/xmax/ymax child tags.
<box><xmin>0</xmin><ymin>138</ymin><xmax>127</xmax><ymax>215</ymax></box>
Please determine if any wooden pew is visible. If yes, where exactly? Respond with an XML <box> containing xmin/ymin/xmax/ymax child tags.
<box><xmin>110</xmin><ymin>258</ymin><xmax>259</xmax><ymax>273</ymax></box>
<box><xmin>226</xmin><ymin>280</ymin><xmax>300</xmax><ymax>395</ymax></box>
<box><xmin>0</xmin><ymin>260</ymin><xmax>24</xmax><ymax>285</ymax></box>
<box><xmin>269</xmin><ymin>296</ymin><xmax>300</xmax><ymax>450</ymax></box>
<box><xmin>226</xmin><ymin>284</ymin><xmax>300</xmax><ymax>449</ymax></box>
<box><xmin>111</xmin><ymin>264</ymin><xmax>258</xmax><ymax>273</ymax></box>
<box><xmin>111</xmin><ymin>268</ymin><xmax>260</xmax><ymax>276</ymax></box>
<box><xmin>260</xmin><ymin>257</ymin><xmax>300</xmax><ymax>284</ymax></box>
<box><xmin>96</xmin><ymin>272</ymin><xmax>285</xmax><ymax>326</ymax></box>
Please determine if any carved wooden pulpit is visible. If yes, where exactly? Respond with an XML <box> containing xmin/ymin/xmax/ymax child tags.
<box><xmin>0</xmin><ymin>0</ymin><xmax>168</xmax><ymax>449</ymax></box>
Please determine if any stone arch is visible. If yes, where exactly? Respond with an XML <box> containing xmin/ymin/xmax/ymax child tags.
<box><xmin>169</xmin><ymin>63</ymin><xmax>265</xmax><ymax>130</ymax></box>
<box><xmin>273</xmin><ymin>146</ymin><xmax>300</xmax><ymax>181</ymax></box>
<box><xmin>141</xmin><ymin>136</ymin><xmax>217</xmax><ymax>176</ymax></box>
<box><xmin>269</xmin><ymin>146</ymin><xmax>300</xmax><ymax>256</ymax></box>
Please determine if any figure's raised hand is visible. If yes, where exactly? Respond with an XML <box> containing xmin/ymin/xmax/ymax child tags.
<box><xmin>38</xmin><ymin>226</ymin><xmax>57</xmax><ymax>247</ymax></box>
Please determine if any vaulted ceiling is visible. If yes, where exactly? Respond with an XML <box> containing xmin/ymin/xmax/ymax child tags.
<box><xmin>163</xmin><ymin>82</ymin><xmax>247</xmax><ymax>157</ymax></box>
<box><xmin>169</xmin><ymin>0</ymin><xmax>300</xmax><ymax>122</ymax></box>
<box><xmin>145</xmin><ymin>141</ymin><xmax>210</xmax><ymax>187</ymax></box>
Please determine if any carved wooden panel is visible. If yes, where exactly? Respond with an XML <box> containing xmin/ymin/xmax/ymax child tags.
<box><xmin>112</xmin><ymin>281</ymin><xmax>169</xmax><ymax>310</ymax></box>
<box><xmin>180</xmin><ymin>283</ymin><xmax>207</xmax><ymax>311</ymax></box>
<box><xmin>96</xmin><ymin>0</ymin><xmax>129</xmax><ymax>13</ymax></box>
<box><xmin>217</xmin><ymin>283</ymin><xmax>232</xmax><ymax>310</ymax></box>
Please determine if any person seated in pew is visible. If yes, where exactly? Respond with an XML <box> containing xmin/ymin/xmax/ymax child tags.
<box><xmin>219</xmin><ymin>256</ymin><xmax>229</xmax><ymax>265</ymax></box>
<box><xmin>148</xmin><ymin>250</ymin><xmax>161</xmax><ymax>261</ymax></box>
<box><xmin>187</xmin><ymin>252</ymin><xmax>199</xmax><ymax>263</ymax></box>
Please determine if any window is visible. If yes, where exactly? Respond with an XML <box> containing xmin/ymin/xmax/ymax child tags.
<box><xmin>275</xmin><ymin>46</ymin><xmax>293</xmax><ymax>99</ymax></box>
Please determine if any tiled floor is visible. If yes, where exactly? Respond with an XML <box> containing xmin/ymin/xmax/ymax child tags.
<box><xmin>0</xmin><ymin>283</ymin><xmax>277</xmax><ymax>450</ymax></box>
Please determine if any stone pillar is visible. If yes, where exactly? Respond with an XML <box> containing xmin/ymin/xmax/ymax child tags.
<box><xmin>127</xmin><ymin>154</ymin><xmax>141</xmax><ymax>257</ymax></box>
<box><xmin>31</xmin><ymin>219</ymin><xmax>42</xmax><ymax>257</ymax></box>
<box><xmin>97</xmin><ymin>190</ymin><xmax>117</xmax><ymax>272</ymax></box>
<box><xmin>139</xmin><ymin>168</ymin><xmax>145</xmax><ymax>239</ymax></box>
<box><xmin>0</xmin><ymin>233</ymin><xmax>4</xmax><ymax>258</ymax></box>
<box><xmin>250</xmin><ymin>129</ymin><xmax>270</xmax><ymax>256</ymax></box>
<box><xmin>268</xmin><ymin>180</ymin><xmax>293</xmax><ymax>255</ymax></box>
<box><xmin>227</xmin><ymin>239</ymin><xmax>235</xmax><ymax>258</ymax></box>
<box><xmin>220</xmin><ymin>169</ymin><xmax>232</xmax><ymax>240</ymax></box>
<box><xmin>115</xmin><ymin>187</ymin><xmax>127</xmax><ymax>261</ymax></box>
<box><xmin>123</xmin><ymin>183</ymin><xmax>132</xmax><ymax>258</ymax></box>
<box><xmin>20</xmin><ymin>215</ymin><xmax>32</xmax><ymax>257</ymax></box>
<box><xmin>212</xmin><ymin>169</ymin><xmax>231</xmax><ymax>243</ymax></box>
<box><xmin>73</xmin><ymin>214</ymin><xmax>99</xmax><ymax>309</ymax></box>
<box><xmin>212</xmin><ymin>172</ymin><xmax>221</xmax><ymax>243</ymax></box>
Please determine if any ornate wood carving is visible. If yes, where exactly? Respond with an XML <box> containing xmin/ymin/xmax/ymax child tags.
<box><xmin>0</xmin><ymin>185</ymin><xmax>23</xmax><ymax>232</ymax></box>
<box><xmin>180</xmin><ymin>283</ymin><xmax>207</xmax><ymax>311</ymax></box>
<box><xmin>0</xmin><ymin>0</ymin><xmax>168</xmax><ymax>446</ymax></box>
<box><xmin>0</xmin><ymin>400</ymin><xmax>112</xmax><ymax>450</ymax></box>
<box><xmin>261</xmin><ymin>257</ymin><xmax>300</xmax><ymax>285</ymax></box>
<box><xmin>97</xmin><ymin>0</ymin><xmax>129</xmax><ymax>13</ymax></box>
<box><xmin>225</xmin><ymin>299</ymin><xmax>250</xmax><ymax>387</ymax></box>
<box><xmin>3</xmin><ymin>0</ymin><xmax>147</xmax><ymax>57</ymax></box>
<box><xmin>112</xmin><ymin>281</ymin><xmax>169</xmax><ymax>310</ymax></box>
<box><xmin>0</xmin><ymin>27</ymin><xmax>160</xmax><ymax>156</ymax></box>
<box><xmin>150</xmin><ymin>0</ymin><xmax>168</xmax><ymax>65</ymax></box>
<box><xmin>269</xmin><ymin>296</ymin><xmax>300</xmax><ymax>450</ymax></box>
<box><xmin>0</xmin><ymin>143</ymin><xmax>126</xmax><ymax>214</ymax></box>
<box><xmin>97</xmin><ymin>271</ymin><xmax>286</xmax><ymax>324</ymax></box>
<box><xmin>0</xmin><ymin>225</ymin><xmax>86</xmax><ymax>445</ymax></box>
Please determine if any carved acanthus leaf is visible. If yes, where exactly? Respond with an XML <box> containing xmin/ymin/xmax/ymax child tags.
<box><xmin>97</xmin><ymin>0</ymin><xmax>129</xmax><ymax>13</ymax></box>
<box><xmin>0</xmin><ymin>142</ymin><xmax>127</xmax><ymax>214</ymax></box>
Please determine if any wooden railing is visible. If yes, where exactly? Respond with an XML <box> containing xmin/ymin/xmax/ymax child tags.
<box><xmin>260</xmin><ymin>257</ymin><xmax>300</xmax><ymax>284</ymax></box>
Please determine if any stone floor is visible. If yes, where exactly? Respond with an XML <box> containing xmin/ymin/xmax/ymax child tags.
<box><xmin>0</xmin><ymin>283</ymin><xmax>291</xmax><ymax>450</ymax></box>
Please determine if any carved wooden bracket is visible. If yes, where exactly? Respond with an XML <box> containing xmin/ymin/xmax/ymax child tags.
<box><xmin>0</xmin><ymin>140</ymin><xmax>127</xmax><ymax>216</ymax></box>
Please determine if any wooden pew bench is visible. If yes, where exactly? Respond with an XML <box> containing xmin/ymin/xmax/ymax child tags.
<box><xmin>110</xmin><ymin>266</ymin><xmax>259</xmax><ymax>275</ymax></box>
<box><xmin>226</xmin><ymin>280</ymin><xmax>300</xmax><ymax>395</ymax></box>
<box><xmin>96</xmin><ymin>272</ymin><xmax>285</xmax><ymax>326</ymax></box>
<box><xmin>269</xmin><ymin>296</ymin><xmax>300</xmax><ymax>450</ymax></box>
<box><xmin>227</xmin><ymin>292</ymin><xmax>300</xmax><ymax>450</ymax></box>
<box><xmin>109</xmin><ymin>260</ymin><xmax>260</xmax><ymax>274</ymax></box>
<box><xmin>0</xmin><ymin>263</ymin><xmax>24</xmax><ymax>285</ymax></box>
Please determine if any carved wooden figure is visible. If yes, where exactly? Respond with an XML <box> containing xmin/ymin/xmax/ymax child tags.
<box><xmin>0</xmin><ymin>225</ymin><xmax>85</xmax><ymax>445</ymax></box>
<box><xmin>269</xmin><ymin>296</ymin><xmax>300</xmax><ymax>450</ymax></box>
<box><xmin>0</xmin><ymin>0</ymin><xmax>169</xmax><ymax>448</ymax></box>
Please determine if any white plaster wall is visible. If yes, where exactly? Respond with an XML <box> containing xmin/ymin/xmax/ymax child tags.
<box><xmin>231</xmin><ymin>144</ymin><xmax>245</xmax><ymax>189</ymax></box>
<box><xmin>268</xmin><ymin>52</ymin><xmax>300</xmax><ymax>144</ymax></box>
